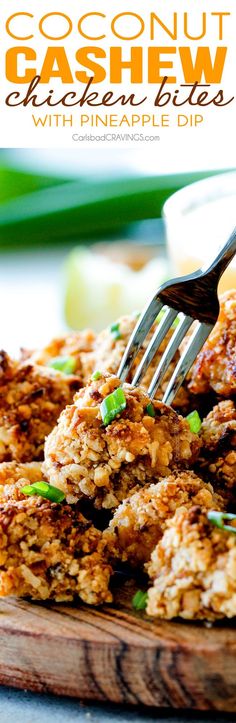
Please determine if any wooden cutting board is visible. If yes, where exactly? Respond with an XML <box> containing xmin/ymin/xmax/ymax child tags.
<box><xmin>0</xmin><ymin>580</ymin><xmax>235</xmax><ymax>712</ymax></box>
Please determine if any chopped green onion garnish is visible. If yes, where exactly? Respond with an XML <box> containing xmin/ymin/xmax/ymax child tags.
<box><xmin>132</xmin><ymin>590</ymin><xmax>148</xmax><ymax>611</ymax></box>
<box><xmin>91</xmin><ymin>371</ymin><xmax>102</xmax><ymax>381</ymax></box>
<box><xmin>48</xmin><ymin>356</ymin><xmax>76</xmax><ymax>375</ymax></box>
<box><xmin>21</xmin><ymin>481</ymin><xmax>65</xmax><ymax>503</ymax></box>
<box><xmin>100</xmin><ymin>387</ymin><xmax>126</xmax><ymax>426</ymax></box>
<box><xmin>146</xmin><ymin>402</ymin><xmax>155</xmax><ymax>418</ymax></box>
<box><xmin>110</xmin><ymin>322</ymin><xmax>121</xmax><ymax>341</ymax></box>
<box><xmin>207</xmin><ymin>511</ymin><xmax>236</xmax><ymax>534</ymax></box>
<box><xmin>186</xmin><ymin>410</ymin><xmax>202</xmax><ymax>434</ymax></box>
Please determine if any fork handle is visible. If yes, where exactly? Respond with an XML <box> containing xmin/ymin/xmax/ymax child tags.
<box><xmin>202</xmin><ymin>226</ymin><xmax>236</xmax><ymax>283</ymax></box>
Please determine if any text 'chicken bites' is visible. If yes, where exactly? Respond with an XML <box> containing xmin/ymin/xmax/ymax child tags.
<box><xmin>103</xmin><ymin>471</ymin><xmax>223</xmax><ymax>567</ymax></box>
<box><xmin>43</xmin><ymin>373</ymin><xmax>200</xmax><ymax>509</ymax></box>
<box><xmin>199</xmin><ymin>400</ymin><xmax>236</xmax><ymax>504</ymax></box>
<box><xmin>0</xmin><ymin>494</ymin><xmax>112</xmax><ymax>605</ymax></box>
<box><xmin>0</xmin><ymin>351</ymin><xmax>80</xmax><ymax>463</ymax></box>
<box><xmin>187</xmin><ymin>290</ymin><xmax>236</xmax><ymax>397</ymax></box>
<box><xmin>146</xmin><ymin>506</ymin><xmax>236</xmax><ymax>621</ymax></box>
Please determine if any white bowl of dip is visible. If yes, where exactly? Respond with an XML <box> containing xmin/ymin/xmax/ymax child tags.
<box><xmin>163</xmin><ymin>171</ymin><xmax>236</xmax><ymax>293</ymax></box>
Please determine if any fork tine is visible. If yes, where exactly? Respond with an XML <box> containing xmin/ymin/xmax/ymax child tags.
<box><xmin>118</xmin><ymin>296</ymin><xmax>163</xmax><ymax>382</ymax></box>
<box><xmin>132</xmin><ymin>306</ymin><xmax>178</xmax><ymax>386</ymax></box>
<box><xmin>147</xmin><ymin>314</ymin><xmax>193</xmax><ymax>398</ymax></box>
<box><xmin>161</xmin><ymin>321</ymin><xmax>213</xmax><ymax>407</ymax></box>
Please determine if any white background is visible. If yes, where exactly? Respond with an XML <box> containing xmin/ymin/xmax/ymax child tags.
<box><xmin>0</xmin><ymin>0</ymin><xmax>235</xmax><ymax>166</ymax></box>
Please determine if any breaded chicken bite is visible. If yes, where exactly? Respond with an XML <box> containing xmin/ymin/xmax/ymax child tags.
<box><xmin>84</xmin><ymin>315</ymin><xmax>189</xmax><ymax>408</ymax></box>
<box><xmin>21</xmin><ymin>315</ymin><xmax>189</xmax><ymax>407</ymax></box>
<box><xmin>146</xmin><ymin>505</ymin><xmax>236</xmax><ymax>621</ymax></box>
<box><xmin>103</xmin><ymin>471</ymin><xmax>223</xmax><ymax>566</ymax></box>
<box><xmin>0</xmin><ymin>351</ymin><xmax>80</xmax><ymax>463</ymax></box>
<box><xmin>0</xmin><ymin>461</ymin><xmax>43</xmax><ymax>502</ymax></box>
<box><xmin>198</xmin><ymin>400</ymin><xmax>236</xmax><ymax>502</ymax></box>
<box><xmin>28</xmin><ymin>328</ymin><xmax>96</xmax><ymax>382</ymax></box>
<box><xmin>0</xmin><ymin>495</ymin><xmax>112</xmax><ymax>604</ymax></box>
<box><xmin>187</xmin><ymin>290</ymin><xmax>236</xmax><ymax>397</ymax></box>
<box><xmin>44</xmin><ymin>373</ymin><xmax>200</xmax><ymax>509</ymax></box>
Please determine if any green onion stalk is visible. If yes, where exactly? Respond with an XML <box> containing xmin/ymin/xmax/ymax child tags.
<box><xmin>100</xmin><ymin>388</ymin><xmax>126</xmax><ymax>426</ymax></box>
<box><xmin>22</xmin><ymin>481</ymin><xmax>65</xmax><ymax>503</ymax></box>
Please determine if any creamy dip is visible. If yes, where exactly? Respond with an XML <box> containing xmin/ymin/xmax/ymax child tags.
<box><xmin>166</xmin><ymin>194</ymin><xmax>236</xmax><ymax>292</ymax></box>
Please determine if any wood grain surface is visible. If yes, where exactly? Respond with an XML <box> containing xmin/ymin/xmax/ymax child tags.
<box><xmin>0</xmin><ymin>581</ymin><xmax>235</xmax><ymax>712</ymax></box>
